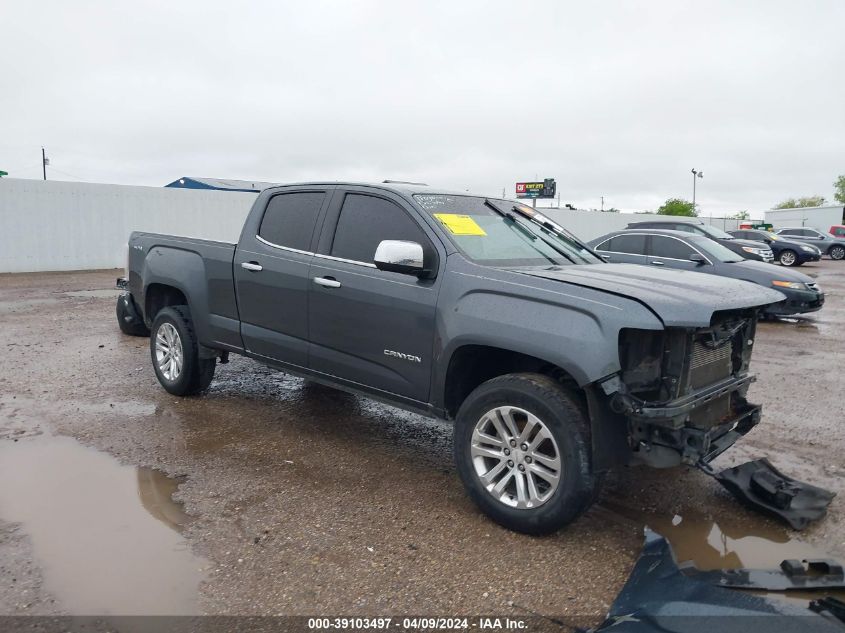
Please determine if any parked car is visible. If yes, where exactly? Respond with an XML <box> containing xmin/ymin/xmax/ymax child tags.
<box><xmin>774</xmin><ymin>227</ymin><xmax>845</xmax><ymax>260</ymax></box>
<box><xmin>589</xmin><ymin>228</ymin><xmax>824</xmax><ymax>317</ymax></box>
<box><xmin>116</xmin><ymin>182</ymin><xmax>786</xmax><ymax>534</ymax></box>
<box><xmin>728</xmin><ymin>229</ymin><xmax>821</xmax><ymax>267</ymax></box>
<box><xmin>626</xmin><ymin>219</ymin><xmax>774</xmax><ymax>263</ymax></box>
<box><xmin>829</xmin><ymin>224</ymin><xmax>845</xmax><ymax>238</ymax></box>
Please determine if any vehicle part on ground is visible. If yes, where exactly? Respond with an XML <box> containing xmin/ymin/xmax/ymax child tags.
<box><xmin>811</xmin><ymin>597</ymin><xmax>845</xmax><ymax>624</ymax></box>
<box><xmin>702</xmin><ymin>458</ymin><xmax>835</xmax><ymax>530</ymax></box>
<box><xmin>453</xmin><ymin>373</ymin><xmax>597</xmax><ymax>534</ymax></box>
<box><xmin>684</xmin><ymin>558</ymin><xmax>845</xmax><ymax>591</ymax></box>
<box><xmin>150</xmin><ymin>306</ymin><xmax>215</xmax><ymax>396</ymax></box>
<box><xmin>115</xmin><ymin>290</ymin><xmax>150</xmax><ymax>337</ymax></box>
<box><xmin>592</xmin><ymin>529</ymin><xmax>845</xmax><ymax>632</ymax></box>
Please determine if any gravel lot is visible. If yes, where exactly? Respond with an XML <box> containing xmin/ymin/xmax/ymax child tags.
<box><xmin>0</xmin><ymin>260</ymin><xmax>843</xmax><ymax>622</ymax></box>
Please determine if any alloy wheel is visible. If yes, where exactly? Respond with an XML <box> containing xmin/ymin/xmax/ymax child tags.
<box><xmin>779</xmin><ymin>250</ymin><xmax>796</xmax><ymax>266</ymax></box>
<box><xmin>471</xmin><ymin>406</ymin><xmax>562</xmax><ymax>509</ymax></box>
<box><xmin>155</xmin><ymin>322</ymin><xmax>183</xmax><ymax>381</ymax></box>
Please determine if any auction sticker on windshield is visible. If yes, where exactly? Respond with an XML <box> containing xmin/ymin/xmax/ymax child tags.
<box><xmin>433</xmin><ymin>213</ymin><xmax>487</xmax><ymax>236</ymax></box>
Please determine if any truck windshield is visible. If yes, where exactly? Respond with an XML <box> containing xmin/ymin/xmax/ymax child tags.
<box><xmin>414</xmin><ymin>194</ymin><xmax>601</xmax><ymax>267</ymax></box>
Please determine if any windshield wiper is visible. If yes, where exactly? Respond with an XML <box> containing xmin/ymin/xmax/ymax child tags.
<box><xmin>483</xmin><ymin>199</ymin><xmax>539</xmax><ymax>242</ymax></box>
<box><xmin>483</xmin><ymin>199</ymin><xmax>577</xmax><ymax>264</ymax></box>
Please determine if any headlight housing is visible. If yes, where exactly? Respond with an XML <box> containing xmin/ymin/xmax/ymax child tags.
<box><xmin>741</xmin><ymin>247</ymin><xmax>761</xmax><ymax>254</ymax></box>
<box><xmin>772</xmin><ymin>280</ymin><xmax>805</xmax><ymax>290</ymax></box>
<box><xmin>800</xmin><ymin>245</ymin><xmax>815</xmax><ymax>252</ymax></box>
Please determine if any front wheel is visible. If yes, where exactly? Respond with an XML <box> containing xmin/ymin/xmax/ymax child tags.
<box><xmin>150</xmin><ymin>306</ymin><xmax>215</xmax><ymax>396</ymax></box>
<box><xmin>829</xmin><ymin>245</ymin><xmax>845</xmax><ymax>260</ymax></box>
<box><xmin>778</xmin><ymin>249</ymin><xmax>798</xmax><ymax>267</ymax></box>
<box><xmin>453</xmin><ymin>373</ymin><xmax>599</xmax><ymax>535</ymax></box>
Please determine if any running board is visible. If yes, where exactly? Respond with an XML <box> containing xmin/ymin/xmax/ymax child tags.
<box><xmin>698</xmin><ymin>458</ymin><xmax>835</xmax><ymax>530</ymax></box>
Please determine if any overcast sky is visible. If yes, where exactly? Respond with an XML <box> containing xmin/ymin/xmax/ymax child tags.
<box><xmin>2</xmin><ymin>1</ymin><xmax>843</xmax><ymax>215</ymax></box>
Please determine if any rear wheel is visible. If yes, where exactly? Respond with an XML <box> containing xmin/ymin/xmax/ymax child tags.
<box><xmin>453</xmin><ymin>373</ymin><xmax>598</xmax><ymax>534</ymax></box>
<box><xmin>150</xmin><ymin>306</ymin><xmax>215</xmax><ymax>396</ymax></box>
<box><xmin>778</xmin><ymin>249</ymin><xmax>798</xmax><ymax>267</ymax></box>
<box><xmin>829</xmin><ymin>245</ymin><xmax>845</xmax><ymax>260</ymax></box>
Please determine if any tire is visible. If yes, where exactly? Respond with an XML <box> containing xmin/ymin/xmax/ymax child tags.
<box><xmin>150</xmin><ymin>306</ymin><xmax>215</xmax><ymax>396</ymax></box>
<box><xmin>116</xmin><ymin>296</ymin><xmax>150</xmax><ymax>337</ymax></box>
<box><xmin>453</xmin><ymin>373</ymin><xmax>598</xmax><ymax>535</ymax></box>
<box><xmin>778</xmin><ymin>249</ymin><xmax>798</xmax><ymax>267</ymax></box>
<box><xmin>829</xmin><ymin>245</ymin><xmax>845</xmax><ymax>261</ymax></box>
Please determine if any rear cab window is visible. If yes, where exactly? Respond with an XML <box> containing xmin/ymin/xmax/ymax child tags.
<box><xmin>258</xmin><ymin>192</ymin><xmax>325</xmax><ymax>251</ymax></box>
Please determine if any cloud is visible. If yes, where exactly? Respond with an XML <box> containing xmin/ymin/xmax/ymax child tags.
<box><xmin>2</xmin><ymin>0</ymin><xmax>843</xmax><ymax>215</ymax></box>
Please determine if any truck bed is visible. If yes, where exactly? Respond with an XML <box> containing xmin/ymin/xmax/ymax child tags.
<box><xmin>127</xmin><ymin>232</ymin><xmax>243</xmax><ymax>353</ymax></box>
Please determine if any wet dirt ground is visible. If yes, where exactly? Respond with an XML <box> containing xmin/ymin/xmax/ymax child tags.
<box><xmin>0</xmin><ymin>261</ymin><xmax>843</xmax><ymax>620</ymax></box>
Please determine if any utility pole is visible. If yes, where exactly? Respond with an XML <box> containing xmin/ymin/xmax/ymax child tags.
<box><xmin>601</xmin><ymin>196</ymin><xmax>604</xmax><ymax>211</ymax></box>
<box><xmin>42</xmin><ymin>147</ymin><xmax>49</xmax><ymax>180</ymax></box>
<box><xmin>691</xmin><ymin>168</ymin><xmax>703</xmax><ymax>210</ymax></box>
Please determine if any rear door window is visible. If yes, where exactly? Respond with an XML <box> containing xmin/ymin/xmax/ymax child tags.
<box><xmin>650</xmin><ymin>236</ymin><xmax>696</xmax><ymax>260</ymax></box>
<box><xmin>330</xmin><ymin>193</ymin><xmax>427</xmax><ymax>264</ymax></box>
<box><xmin>603</xmin><ymin>234</ymin><xmax>647</xmax><ymax>255</ymax></box>
<box><xmin>258</xmin><ymin>192</ymin><xmax>326</xmax><ymax>251</ymax></box>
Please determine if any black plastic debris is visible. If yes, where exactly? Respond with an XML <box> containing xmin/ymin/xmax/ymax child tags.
<box><xmin>705</xmin><ymin>458</ymin><xmax>835</xmax><ymax>530</ymax></box>
<box><xmin>811</xmin><ymin>597</ymin><xmax>845</xmax><ymax>624</ymax></box>
<box><xmin>591</xmin><ymin>529</ymin><xmax>844</xmax><ymax>633</ymax></box>
<box><xmin>685</xmin><ymin>558</ymin><xmax>845</xmax><ymax>591</ymax></box>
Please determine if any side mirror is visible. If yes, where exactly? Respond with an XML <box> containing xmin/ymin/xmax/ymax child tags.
<box><xmin>689</xmin><ymin>253</ymin><xmax>706</xmax><ymax>265</ymax></box>
<box><xmin>374</xmin><ymin>240</ymin><xmax>426</xmax><ymax>276</ymax></box>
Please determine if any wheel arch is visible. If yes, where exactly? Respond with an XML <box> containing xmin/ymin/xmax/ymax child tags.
<box><xmin>440</xmin><ymin>344</ymin><xmax>585</xmax><ymax>420</ymax></box>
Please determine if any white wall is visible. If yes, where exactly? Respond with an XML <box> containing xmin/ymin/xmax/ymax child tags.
<box><xmin>0</xmin><ymin>179</ymin><xmax>255</xmax><ymax>273</ymax></box>
<box><xmin>540</xmin><ymin>209</ymin><xmax>633</xmax><ymax>241</ymax></box>
<box><xmin>764</xmin><ymin>205</ymin><xmax>845</xmax><ymax>231</ymax></box>
<box><xmin>0</xmin><ymin>178</ymin><xmax>776</xmax><ymax>273</ymax></box>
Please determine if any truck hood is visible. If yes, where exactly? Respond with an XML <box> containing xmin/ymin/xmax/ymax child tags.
<box><xmin>510</xmin><ymin>263</ymin><xmax>785</xmax><ymax>327</ymax></box>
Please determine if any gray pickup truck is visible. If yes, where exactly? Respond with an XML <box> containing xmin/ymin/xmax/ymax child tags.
<box><xmin>117</xmin><ymin>182</ymin><xmax>785</xmax><ymax>534</ymax></box>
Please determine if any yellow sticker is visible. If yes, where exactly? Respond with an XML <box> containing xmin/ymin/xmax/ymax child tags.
<box><xmin>433</xmin><ymin>213</ymin><xmax>487</xmax><ymax>236</ymax></box>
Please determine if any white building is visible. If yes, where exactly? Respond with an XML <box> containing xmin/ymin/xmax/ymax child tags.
<box><xmin>764</xmin><ymin>205</ymin><xmax>845</xmax><ymax>231</ymax></box>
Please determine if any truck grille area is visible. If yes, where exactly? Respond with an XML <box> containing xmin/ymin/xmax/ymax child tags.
<box><xmin>689</xmin><ymin>339</ymin><xmax>733</xmax><ymax>389</ymax></box>
<box><xmin>618</xmin><ymin>311</ymin><xmax>757</xmax><ymax>430</ymax></box>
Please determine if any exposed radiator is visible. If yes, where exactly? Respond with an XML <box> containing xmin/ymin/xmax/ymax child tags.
<box><xmin>689</xmin><ymin>340</ymin><xmax>732</xmax><ymax>389</ymax></box>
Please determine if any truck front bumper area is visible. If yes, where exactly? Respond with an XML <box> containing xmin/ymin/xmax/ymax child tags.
<box><xmin>607</xmin><ymin>374</ymin><xmax>762</xmax><ymax>468</ymax></box>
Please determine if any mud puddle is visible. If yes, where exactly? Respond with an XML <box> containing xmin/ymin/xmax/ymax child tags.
<box><xmin>598</xmin><ymin>497</ymin><xmax>845</xmax><ymax>607</ymax></box>
<box><xmin>0</xmin><ymin>434</ymin><xmax>208</xmax><ymax>615</ymax></box>
<box><xmin>598</xmin><ymin>497</ymin><xmax>828</xmax><ymax>570</ymax></box>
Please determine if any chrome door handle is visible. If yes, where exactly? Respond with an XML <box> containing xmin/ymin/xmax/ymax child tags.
<box><xmin>651</xmin><ymin>261</ymin><xmax>664</xmax><ymax>266</ymax></box>
<box><xmin>241</xmin><ymin>262</ymin><xmax>263</xmax><ymax>272</ymax></box>
<box><xmin>313</xmin><ymin>276</ymin><xmax>341</xmax><ymax>288</ymax></box>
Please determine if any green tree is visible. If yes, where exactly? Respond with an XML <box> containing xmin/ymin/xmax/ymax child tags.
<box><xmin>834</xmin><ymin>175</ymin><xmax>845</xmax><ymax>204</ymax></box>
<box><xmin>656</xmin><ymin>198</ymin><xmax>697</xmax><ymax>217</ymax></box>
<box><xmin>773</xmin><ymin>195</ymin><xmax>826</xmax><ymax>209</ymax></box>
<box><xmin>730</xmin><ymin>210</ymin><xmax>750</xmax><ymax>220</ymax></box>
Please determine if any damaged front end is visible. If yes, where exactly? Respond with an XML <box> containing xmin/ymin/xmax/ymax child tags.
<box><xmin>603</xmin><ymin>309</ymin><xmax>761</xmax><ymax>468</ymax></box>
